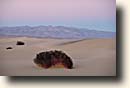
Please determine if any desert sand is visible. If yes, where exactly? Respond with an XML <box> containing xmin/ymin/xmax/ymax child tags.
<box><xmin>0</xmin><ymin>37</ymin><xmax>116</xmax><ymax>76</ymax></box>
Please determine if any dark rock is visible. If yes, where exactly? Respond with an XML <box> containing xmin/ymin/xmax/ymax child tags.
<box><xmin>16</xmin><ymin>41</ymin><xmax>24</xmax><ymax>45</ymax></box>
<box><xmin>6</xmin><ymin>47</ymin><xmax>13</xmax><ymax>50</ymax></box>
<box><xmin>34</xmin><ymin>50</ymin><xmax>73</xmax><ymax>69</ymax></box>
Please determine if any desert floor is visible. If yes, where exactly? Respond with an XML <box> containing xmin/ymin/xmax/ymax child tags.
<box><xmin>0</xmin><ymin>37</ymin><xmax>116</xmax><ymax>76</ymax></box>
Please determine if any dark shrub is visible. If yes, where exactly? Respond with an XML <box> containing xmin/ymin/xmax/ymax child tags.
<box><xmin>33</xmin><ymin>50</ymin><xmax>73</xmax><ymax>69</ymax></box>
<box><xmin>6</xmin><ymin>47</ymin><xmax>13</xmax><ymax>50</ymax></box>
<box><xmin>16</xmin><ymin>41</ymin><xmax>24</xmax><ymax>45</ymax></box>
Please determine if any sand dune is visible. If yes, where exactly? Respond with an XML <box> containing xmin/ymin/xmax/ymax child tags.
<box><xmin>0</xmin><ymin>37</ymin><xmax>116</xmax><ymax>76</ymax></box>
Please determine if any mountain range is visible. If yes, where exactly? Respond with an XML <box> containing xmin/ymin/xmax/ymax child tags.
<box><xmin>0</xmin><ymin>26</ymin><xmax>116</xmax><ymax>39</ymax></box>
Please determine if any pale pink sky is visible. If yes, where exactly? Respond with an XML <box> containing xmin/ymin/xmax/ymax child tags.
<box><xmin>0</xmin><ymin>0</ymin><xmax>116</xmax><ymax>31</ymax></box>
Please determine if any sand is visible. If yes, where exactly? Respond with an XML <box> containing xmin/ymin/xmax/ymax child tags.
<box><xmin>0</xmin><ymin>37</ymin><xmax>116</xmax><ymax>76</ymax></box>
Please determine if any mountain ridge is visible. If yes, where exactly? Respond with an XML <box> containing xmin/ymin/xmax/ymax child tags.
<box><xmin>0</xmin><ymin>25</ymin><xmax>116</xmax><ymax>39</ymax></box>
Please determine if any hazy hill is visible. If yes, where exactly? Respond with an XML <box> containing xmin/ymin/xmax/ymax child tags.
<box><xmin>0</xmin><ymin>26</ymin><xmax>116</xmax><ymax>39</ymax></box>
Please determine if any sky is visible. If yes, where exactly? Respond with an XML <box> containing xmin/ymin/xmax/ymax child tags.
<box><xmin>0</xmin><ymin>0</ymin><xmax>116</xmax><ymax>32</ymax></box>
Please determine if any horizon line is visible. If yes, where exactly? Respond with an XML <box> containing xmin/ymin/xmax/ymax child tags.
<box><xmin>0</xmin><ymin>25</ymin><xmax>116</xmax><ymax>32</ymax></box>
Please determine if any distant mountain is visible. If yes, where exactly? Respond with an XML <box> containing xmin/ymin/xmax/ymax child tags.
<box><xmin>0</xmin><ymin>26</ymin><xmax>116</xmax><ymax>39</ymax></box>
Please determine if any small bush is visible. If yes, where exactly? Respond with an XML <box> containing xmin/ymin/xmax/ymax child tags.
<box><xmin>16</xmin><ymin>41</ymin><xmax>24</xmax><ymax>45</ymax></box>
<box><xmin>6</xmin><ymin>47</ymin><xmax>13</xmax><ymax>50</ymax></box>
<box><xmin>33</xmin><ymin>50</ymin><xmax>73</xmax><ymax>69</ymax></box>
